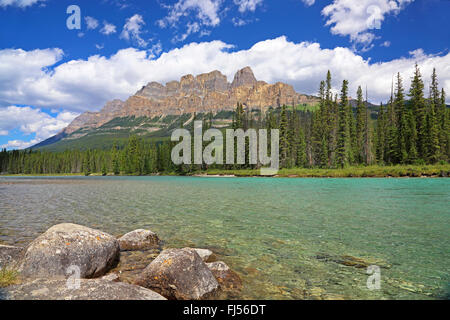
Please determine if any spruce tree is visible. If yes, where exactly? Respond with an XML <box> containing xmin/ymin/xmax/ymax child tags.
<box><xmin>376</xmin><ymin>103</ymin><xmax>385</xmax><ymax>163</ymax></box>
<box><xmin>394</xmin><ymin>73</ymin><xmax>408</xmax><ymax>163</ymax></box>
<box><xmin>409</xmin><ymin>64</ymin><xmax>426</xmax><ymax>160</ymax></box>
<box><xmin>336</xmin><ymin>80</ymin><xmax>350</xmax><ymax>167</ymax></box>
<box><xmin>356</xmin><ymin>86</ymin><xmax>365</xmax><ymax>163</ymax></box>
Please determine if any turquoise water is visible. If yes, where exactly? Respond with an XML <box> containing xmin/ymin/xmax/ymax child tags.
<box><xmin>0</xmin><ymin>176</ymin><xmax>449</xmax><ymax>299</ymax></box>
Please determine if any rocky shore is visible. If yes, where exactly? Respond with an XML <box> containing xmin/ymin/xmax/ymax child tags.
<box><xmin>0</xmin><ymin>223</ymin><xmax>241</xmax><ymax>300</ymax></box>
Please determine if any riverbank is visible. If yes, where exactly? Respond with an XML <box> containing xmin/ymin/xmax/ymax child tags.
<box><xmin>2</xmin><ymin>164</ymin><xmax>449</xmax><ymax>178</ymax></box>
<box><xmin>198</xmin><ymin>164</ymin><xmax>450</xmax><ymax>178</ymax></box>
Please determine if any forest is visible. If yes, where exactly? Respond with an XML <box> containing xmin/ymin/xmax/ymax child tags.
<box><xmin>1</xmin><ymin>65</ymin><xmax>449</xmax><ymax>176</ymax></box>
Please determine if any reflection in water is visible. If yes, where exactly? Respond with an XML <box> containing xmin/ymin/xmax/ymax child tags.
<box><xmin>0</xmin><ymin>176</ymin><xmax>449</xmax><ymax>299</ymax></box>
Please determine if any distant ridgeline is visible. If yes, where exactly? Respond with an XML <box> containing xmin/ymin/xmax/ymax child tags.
<box><xmin>1</xmin><ymin>65</ymin><xmax>449</xmax><ymax>175</ymax></box>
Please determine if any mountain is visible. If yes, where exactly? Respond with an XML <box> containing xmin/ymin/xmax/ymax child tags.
<box><xmin>32</xmin><ymin>67</ymin><xmax>319</xmax><ymax>151</ymax></box>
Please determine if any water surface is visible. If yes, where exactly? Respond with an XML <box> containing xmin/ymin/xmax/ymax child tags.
<box><xmin>0</xmin><ymin>176</ymin><xmax>449</xmax><ymax>299</ymax></box>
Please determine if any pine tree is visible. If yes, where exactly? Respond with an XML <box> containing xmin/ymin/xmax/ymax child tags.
<box><xmin>427</xmin><ymin>68</ymin><xmax>441</xmax><ymax>162</ymax></box>
<box><xmin>336</xmin><ymin>80</ymin><xmax>350</xmax><ymax>167</ymax></box>
<box><xmin>279</xmin><ymin>105</ymin><xmax>290</xmax><ymax>167</ymax></box>
<box><xmin>376</xmin><ymin>103</ymin><xmax>385</xmax><ymax>163</ymax></box>
<box><xmin>356</xmin><ymin>86</ymin><xmax>366</xmax><ymax>163</ymax></box>
<box><xmin>394</xmin><ymin>73</ymin><xmax>408</xmax><ymax>163</ymax></box>
<box><xmin>409</xmin><ymin>64</ymin><xmax>426</xmax><ymax>160</ymax></box>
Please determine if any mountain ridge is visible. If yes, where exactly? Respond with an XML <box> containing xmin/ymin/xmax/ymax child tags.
<box><xmin>62</xmin><ymin>66</ymin><xmax>317</xmax><ymax>135</ymax></box>
<box><xmin>31</xmin><ymin>67</ymin><xmax>321</xmax><ymax>150</ymax></box>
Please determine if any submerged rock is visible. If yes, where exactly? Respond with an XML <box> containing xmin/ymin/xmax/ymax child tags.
<box><xmin>336</xmin><ymin>255</ymin><xmax>391</xmax><ymax>269</ymax></box>
<box><xmin>0</xmin><ymin>245</ymin><xmax>23</xmax><ymax>269</ymax></box>
<box><xmin>118</xmin><ymin>229</ymin><xmax>160</xmax><ymax>251</ymax></box>
<box><xmin>134</xmin><ymin>248</ymin><xmax>219</xmax><ymax>300</ymax></box>
<box><xmin>315</xmin><ymin>253</ymin><xmax>391</xmax><ymax>269</ymax></box>
<box><xmin>206</xmin><ymin>261</ymin><xmax>242</xmax><ymax>291</ymax></box>
<box><xmin>2</xmin><ymin>278</ymin><xmax>166</xmax><ymax>300</ymax></box>
<box><xmin>19</xmin><ymin>223</ymin><xmax>120</xmax><ymax>279</ymax></box>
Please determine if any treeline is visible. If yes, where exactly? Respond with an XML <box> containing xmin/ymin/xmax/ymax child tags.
<box><xmin>0</xmin><ymin>65</ymin><xmax>448</xmax><ymax>175</ymax></box>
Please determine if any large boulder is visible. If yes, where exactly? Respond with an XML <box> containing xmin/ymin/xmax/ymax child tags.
<box><xmin>206</xmin><ymin>261</ymin><xmax>242</xmax><ymax>291</ymax></box>
<box><xmin>19</xmin><ymin>223</ymin><xmax>120</xmax><ymax>279</ymax></box>
<box><xmin>0</xmin><ymin>245</ymin><xmax>23</xmax><ymax>269</ymax></box>
<box><xmin>118</xmin><ymin>229</ymin><xmax>160</xmax><ymax>251</ymax></box>
<box><xmin>188</xmin><ymin>248</ymin><xmax>214</xmax><ymax>262</ymax></box>
<box><xmin>1</xmin><ymin>278</ymin><xmax>166</xmax><ymax>300</ymax></box>
<box><xmin>134</xmin><ymin>248</ymin><xmax>219</xmax><ymax>300</ymax></box>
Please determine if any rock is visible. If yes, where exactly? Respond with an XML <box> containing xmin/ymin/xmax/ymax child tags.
<box><xmin>19</xmin><ymin>223</ymin><xmax>120</xmax><ymax>279</ymax></box>
<box><xmin>188</xmin><ymin>248</ymin><xmax>214</xmax><ymax>262</ymax></box>
<box><xmin>134</xmin><ymin>248</ymin><xmax>219</xmax><ymax>300</ymax></box>
<box><xmin>336</xmin><ymin>255</ymin><xmax>391</xmax><ymax>269</ymax></box>
<box><xmin>0</xmin><ymin>245</ymin><xmax>23</xmax><ymax>269</ymax></box>
<box><xmin>231</xmin><ymin>66</ymin><xmax>257</xmax><ymax>88</ymax></box>
<box><xmin>62</xmin><ymin>67</ymin><xmax>318</xmax><ymax>139</ymax></box>
<box><xmin>315</xmin><ymin>253</ymin><xmax>391</xmax><ymax>269</ymax></box>
<box><xmin>118</xmin><ymin>229</ymin><xmax>160</xmax><ymax>251</ymax></box>
<box><xmin>206</xmin><ymin>261</ymin><xmax>242</xmax><ymax>291</ymax></box>
<box><xmin>1</xmin><ymin>278</ymin><xmax>166</xmax><ymax>300</ymax></box>
<box><xmin>100</xmin><ymin>273</ymin><xmax>120</xmax><ymax>282</ymax></box>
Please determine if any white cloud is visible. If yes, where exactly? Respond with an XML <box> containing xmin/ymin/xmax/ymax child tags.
<box><xmin>158</xmin><ymin>0</ymin><xmax>222</xmax><ymax>41</ymax></box>
<box><xmin>0</xmin><ymin>0</ymin><xmax>45</xmax><ymax>8</ymax></box>
<box><xmin>85</xmin><ymin>16</ymin><xmax>99</xmax><ymax>30</ymax></box>
<box><xmin>148</xmin><ymin>42</ymin><xmax>163</xmax><ymax>58</ymax></box>
<box><xmin>0</xmin><ymin>106</ymin><xmax>78</xmax><ymax>149</ymax></box>
<box><xmin>95</xmin><ymin>44</ymin><xmax>105</xmax><ymax>50</ymax></box>
<box><xmin>301</xmin><ymin>0</ymin><xmax>315</xmax><ymax>6</ymax></box>
<box><xmin>234</xmin><ymin>0</ymin><xmax>262</xmax><ymax>13</ymax></box>
<box><xmin>1</xmin><ymin>37</ymin><xmax>449</xmax><ymax>117</ymax></box>
<box><xmin>120</xmin><ymin>14</ymin><xmax>148</xmax><ymax>48</ymax></box>
<box><xmin>322</xmin><ymin>0</ymin><xmax>414</xmax><ymax>45</ymax></box>
<box><xmin>100</xmin><ymin>21</ymin><xmax>117</xmax><ymax>35</ymax></box>
<box><xmin>158</xmin><ymin>0</ymin><xmax>222</xmax><ymax>28</ymax></box>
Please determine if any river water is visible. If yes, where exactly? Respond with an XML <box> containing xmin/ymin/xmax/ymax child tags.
<box><xmin>0</xmin><ymin>176</ymin><xmax>448</xmax><ymax>299</ymax></box>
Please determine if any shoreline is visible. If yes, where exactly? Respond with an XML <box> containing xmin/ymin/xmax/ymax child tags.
<box><xmin>2</xmin><ymin>164</ymin><xmax>449</xmax><ymax>179</ymax></box>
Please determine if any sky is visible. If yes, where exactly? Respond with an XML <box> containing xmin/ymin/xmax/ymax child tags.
<box><xmin>0</xmin><ymin>0</ymin><xmax>449</xmax><ymax>149</ymax></box>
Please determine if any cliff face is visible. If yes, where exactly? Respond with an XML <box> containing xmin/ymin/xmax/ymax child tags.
<box><xmin>64</xmin><ymin>67</ymin><xmax>316</xmax><ymax>134</ymax></box>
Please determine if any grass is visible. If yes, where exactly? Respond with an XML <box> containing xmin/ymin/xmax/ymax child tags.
<box><xmin>3</xmin><ymin>164</ymin><xmax>449</xmax><ymax>178</ymax></box>
<box><xmin>0</xmin><ymin>268</ymin><xmax>19</xmax><ymax>288</ymax></box>
<box><xmin>201</xmin><ymin>164</ymin><xmax>450</xmax><ymax>178</ymax></box>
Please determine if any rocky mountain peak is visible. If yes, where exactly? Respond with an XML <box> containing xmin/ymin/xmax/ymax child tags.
<box><xmin>231</xmin><ymin>66</ymin><xmax>257</xmax><ymax>88</ymax></box>
<box><xmin>60</xmin><ymin>67</ymin><xmax>317</xmax><ymax>139</ymax></box>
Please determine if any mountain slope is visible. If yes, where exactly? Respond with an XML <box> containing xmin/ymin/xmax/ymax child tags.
<box><xmin>33</xmin><ymin>67</ymin><xmax>319</xmax><ymax>150</ymax></box>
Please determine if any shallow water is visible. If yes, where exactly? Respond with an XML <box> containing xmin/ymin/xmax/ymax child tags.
<box><xmin>0</xmin><ymin>176</ymin><xmax>449</xmax><ymax>299</ymax></box>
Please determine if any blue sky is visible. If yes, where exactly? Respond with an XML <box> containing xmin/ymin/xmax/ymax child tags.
<box><xmin>0</xmin><ymin>0</ymin><xmax>449</xmax><ymax>149</ymax></box>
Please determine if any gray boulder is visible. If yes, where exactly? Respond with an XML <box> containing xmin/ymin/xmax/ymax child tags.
<box><xmin>0</xmin><ymin>245</ymin><xmax>23</xmax><ymax>269</ymax></box>
<box><xmin>19</xmin><ymin>223</ymin><xmax>120</xmax><ymax>279</ymax></box>
<box><xmin>118</xmin><ymin>229</ymin><xmax>160</xmax><ymax>251</ymax></box>
<box><xmin>134</xmin><ymin>248</ymin><xmax>219</xmax><ymax>300</ymax></box>
<box><xmin>188</xmin><ymin>248</ymin><xmax>214</xmax><ymax>262</ymax></box>
<box><xmin>207</xmin><ymin>261</ymin><xmax>242</xmax><ymax>291</ymax></box>
<box><xmin>1</xmin><ymin>278</ymin><xmax>166</xmax><ymax>300</ymax></box>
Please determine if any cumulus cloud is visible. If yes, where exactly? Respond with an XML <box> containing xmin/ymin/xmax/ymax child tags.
<box><xmin>0</xmin><ymin>0</ymin><xmax>45</xmax><ymax>8</ymax></box>
<box><xmin>120</xmin><ymin>14</ymin><xmax>148</xmax><ymax>48</ymax></box>
<box><xmin>1</xmin><ymin>36</ymin><xmax>449</xmax><ymax>117</ymax></box>
<box><xmin>0</xmin><ymin>106</ymin><xmax>78</xmax><ymax>149</ymax></box>
<box><xmin>322</xmin><ymin>0</ymin><xmax>414</xmax><ymax>45</ymax></box>
<box><xmin>85</xmin><ymin>16</ymin><xmax>99</xmax><ymax>30</ymax></box>
<box><xmin>100</xmin><ymin>21</ymin><xmax>117</xmax><ymax>35</ymax></box>
<box><xmin>234</xmin><ymin>0</ymin><xmax>263</xmax><ymax>13</ymax></box>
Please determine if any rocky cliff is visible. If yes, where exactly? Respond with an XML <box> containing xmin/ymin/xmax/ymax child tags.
<box><xmin>64</xmin><ymin>67</ymin><xmax>316</xmax><ymax>134</ymax></box>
